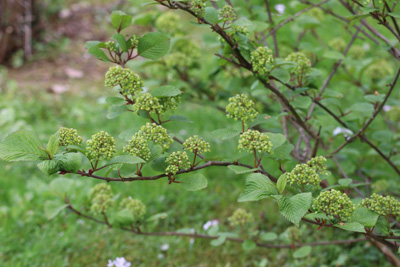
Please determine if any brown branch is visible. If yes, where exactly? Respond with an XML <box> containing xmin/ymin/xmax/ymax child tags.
<box><xmin>264</xmin><ymin>0</ymin><xmax>279</xmax><ymax>57</ymax></box>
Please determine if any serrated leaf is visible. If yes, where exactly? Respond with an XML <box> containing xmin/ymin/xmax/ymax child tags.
<box><xmin>269</xmin><ymin>142</ymin><xmax>293</xmax><ymax>160</ymax></box>
<box><xmin>248</xmin><ymin>114</ymin><xmax>272</xmax><ymax>128</ymax></box>
<box><xmin>88</xmin><ymin>46</ymin><xmax>110</xmax><ymax>62</ymax></box>
<box><xmin>151</xmin><ymin>157</ymin><xmax>168</xmax><ymax>172</ymax></box>
<box><xmin>179</xmin><ymin>174</ymin><xmax>208</xmax><ymax>191</ymax></box>
<box><xmin>138</xmin><ymin>32</ymin><xmax>170</xmax><ymax>60</ymax></box>
<box><xmin>47</xmin><ymin>132</ymin><xmax>60</xmax><ymax>157</ymax></box>
<box><xmin>228</xmin><ymin>165</ymin><xmax>257</xmax><ymax>174</ymax></box>
<box><xmin>111</xmin><ymin>11</ymin><xmax>132</xmax><ymax>32</ymax></box>
<box><xmin>204</xmin><ymin>7</ymin><xmax>219</xmax><ymax>25</ymax></box>
<box><xmin>57</xmin><ymin>153</ymin><xmax>82</xmax><ymax>173</ymax></box>
<box><xmin>242</xmin><ymin>240</ymin><xmax>257</xmax><ymax>251</ymax></box>
<box><xmin>211</xmin><ymin>235</ymin><xmax>226</xmax><ymax>246</ymax></box>
<box><xmin>338</xmin><ymin>178</ymin><xmax>352</xmax><ymax>187</ymax></box>
<box><xmin>107</xmin><ymin>155</ymin><xmax>145</xmax><ymax>165</ymax></box>
<box><xmin>0</xmin><ymin>130</ymin><xmax>48</xmax><ymax>162</ymax></box>
<box><xmin>44</xmin><ymin>200</ymin><xmax>68</xmax><ymax>220</ymax></box>
<box><xmin>292</xmin><ymin>96</ymin><xmax>312</xmax><ymax>109</ymax></box>
<box><xmin>49</xmin><ymin>177</ymin><xmax>74</xmax><ymax>196</ymax></box>
<box><xmin>238</xmin><ymin>173</ymin><xmax>277</xmax><ymax>202</ymax></box>
<box><xmin>267</xmin><ymin>133</ymin><xmax>287</xmax><ymax>150</ymax></box>
<box><xmin>276</xmin><ymin>193</ymin><xmax>312</xmax><ymax>226</ymax></box>
<box><xmin>37</xmin><ymin>160</ymin><xmax>60</xmax><ymax>175</ymax></box>
<box><xmin>260</xmin><ymin>232</ymin><xmax>277</xmax><ymax>241</ymax></box>
<box><xmin>277</xmin><ymin>173</ymin><xmax>287</xmax><ymax>194</ymax></box>
<box><xmin>151</xmin><ymin>85</ymin><xmax>182</xmax><ymax>97</ymax></box>
<box><xmin>106</xmin><ymin>96</ymin><xmax>125</xmax><ymax>106</ymax></box>
<box><xmin>350</xmin><ymin>207</ymin><xmax>379</xmax><ymax>228</ymax></box>
<box><xmin>334</xmin><ymin>222</ymin><xmax>366</xmax><ymax>233</ymax></box>
<box><xmin>148</xmin><ymin>144</ymin><xmax>162</xmax><ymax>162</ymax></box>
<box><xmin>271</xmin><ymin>68</ymin><xmax>290</xmax><ymax>83</ymax></box>
<box><xmin>293</xmin><ymin>246</ymin><xmax>312</xmax><ymax>258</ymax></box>
<box><xmin>112</xmin><ymin>33</ymin><xmax>128</xmax><ymax>52</ymax></box>
<box><xmin>107</xmin><ymin>105</ymin><xmax>129</xmax><ymax>119</ymax></box>
<box><xmin>168</xmin><ymin>115</ymin><xmax>193</xmax><ymax>123</ymax></box>
<box><xmin>212</xmin><ymin>128</ymin><xmax>241</xmax><ymax>140</ymax></box>
<box><xmin>375</xmin><ymin>216</ymin><xmax>390</xmax><ymax>235</ymax></box>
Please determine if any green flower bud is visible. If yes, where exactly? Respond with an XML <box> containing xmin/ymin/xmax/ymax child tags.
<box><xmin>360</xmin><ymin>193</ymin><xmax>400</xmax><ymax>217</ymax></box>
<box><xmin>86</xmin><ymin>131</ymin><xmax>116</xmax><ymax>160</ymax></box>
<box><xmin>105</xmin><ymin>66</ymin><xmax>143</xmax><ymax>96</ymax></box>
<box><xmin>307</xmin><ymin>8</ymin><xmax>324</xmax><ymax>22</ymax></box>
<box><xmin>120</xmin><ymin>197</ymin><xmax>146</xmax><ymax>222</ymax></box>
<box><xmin>159</xmin><ymin>95</ymin><xmax>181</xmax><ymax>113</ymax></box>
<box><xmin>226</xmin><ymin>94</ymin><xmax>258</xmax><ymax>124</ymax></box>
<box><xmin>349</xmin><ymin>45</ymin><xmax>365</xmax><ymax>60</ymax></box>
<box><xmin>371</xmin><ymin>179</ymin><xmax>389</xmax><ymax>194</ymax></box>
<box><xmin>123</xmin><ymin>133</ymin><xmax>151</xmax><ymax>161</ymax></box>
<box><xmin>238</xmin><ymin>129</ymin><xmax>273</xmax><ymax>154</ymax></box>
<box><xmin>156</xmin><ymin>12</ymin><xmax>183</xmax><ymax>35</ymax></box>
<box><xmin>227</xmin><ymin>25</ymin><xmax>248</xmax><ymax>43</ymax></box>
<box><xmin>313</xmin><ymin>189</ymin><xmax>355</xmax><ymax>221</ymax></box>
<box><xmin>183</xmin><ymin>135</ymin><xmax>211</xmax><ymax>154</ymax></box>
<box><xmin>228</xmin><ymin>208</ymin><xmax>254</xmax><ymax>226</ymax></box>
<box><xmin>219</xmin><ymin>5</ymin><xmax>236</xmax><ymax>22</ymax></box>
<box><xmin>165</xmin><ymin>39</ymin><xmax>200</xmax><ymax>69</ymax></box>
<box><xmin>138</xmin><ymin>123</ymin><xmax>173</xmax><ymax>151</ymax></box>
<box><xmin>132</xmin><ymin>93</ymin><xmax>164</xmax><ymax>114</ymax></box>
<box><xmin>285</xmin><ymin>52</ymin><xmax>312</xmax><ymax>77</ymax></box>
<box><xmin>365</xmin><ymin>60</ymin><xmax>394</xmax><ymax>80</ymax></box>
<box><xmin>190</xmin><ymin>0</ymin><xmax>206</xmax><ymax>16</ymax></box>
<box><xmin>89</xmin><ymin>183</ymin><xmax>114</xmax><ymax>215</ymax></box>
<box><xmin>129</xmin><ymin>35</ymin><xmax>139</xmax><ymax>48</ymax></box>
<box><xmin>105</xmin><ymin>41</ymin><xmax>117</xmax><ymax>52</ymax></box>
<box><xmin>329</xmin><ymin>38</ymin><xmax>346</xmax><ymax>53</ymax></box>
<box><xmin>251</xmin><ymin>47</ymin><xmax>274</xmax><ymax>76</ymax></box>
<box><xmin>59</xmin><ymin>127</ymin><xmax>83</xmax><ymax>146</ymax></box>
<box><xmin>165</xmin><ymin>151</ymin><xmax>191</xmax><ymax>175</ymax></box>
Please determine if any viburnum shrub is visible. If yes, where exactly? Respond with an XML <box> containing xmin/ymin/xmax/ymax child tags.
<box><xmin>2</xmin><ymin>0</ymin><xmax>400</xmax><ymax>263</ymax></box>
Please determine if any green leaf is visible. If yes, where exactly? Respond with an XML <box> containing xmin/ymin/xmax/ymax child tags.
<box><xmin>271</xmin><ymin>68</ymin><xmax>290</xmax><ymax>83</ymax></box>
<box><xmin>304</xmin><ymin>213</ymin><xmax>328</xmax><ymax>221</ymax></box>
<box><xmin>292</xmin><ymin>96</ymin><xmax>312</xmax><ymax>109</ymax></box>
<box><xmin>111</xmin><ymin>208</ymin><xmax>135</xmax><ymax>226</ymax></box>
<box><xmin>364</xmin><ymin>94</ymin><xmax>385</xmax><ymax>103</ymax></box>
<box><xmin>269</xmin><ymin>142</ymin><xmax>294</xmax><ymax>160</ymax></box>
<box><xmin>37</xmin><ymin>160</ymin><xmax>60</xmax><ymax>175</ymax></box>
<box><xmin>204</xmin><ymin>7</ymin><xmax>219</xmax><ymax>25</ymax></box>
<box><xmin>138</xmin><ymin>32</ymin><xmax>170</xmax><ymax>60</ymax></box>
<box><xmin>112</xmin><ymin>33</ymin><xmax>128</xmax><ymax>52</ymax></box>
<box><xmin>44</xmin><ymin>200</ymin><xmax>68</xmax><ymax>220</ymax></box>
<box><xmin>107</xmin><ymin>155</ymin><xmax>145</xmax><ymax>165</ymax></box>
<box><xmin>276</xmin><ymin>193</ymin><xmax>312</xmax><ymax>226</ymax></box>
<box><xmin>338</xmin><ymin>178</ymin><xmax>352</xmax><ymax>187</ymax></box>
<box><xmin>210</xmin><ymin>235</ymin><xmax>226</xmax><ymax>246</ymax></box>
<box><xmin>151</xmin><ymin>85</ymin><xmax>182</xmax><ymax>97</ymax></box>
<box><xmin>323</xmin><ymin>51</ymin><xmax>344</xmax><ymax>60</ymax></box>
<box><xmin>107</xmin><ymin>105</ymin><xmax>129</xmax><ymax>119</ymax></box>
<box><xmin>212</xmin><ymin>128</ymin><xmax>241</xmax><ymax>140</ymax></box>
<box><xmin>350</xmin><ymin>207</ymin><xmax>379</xmax><ymax>228</ymax></box>
<box><xmin>389</xmin><ymin>12</ymin><xmax>400</xmax><ymax>18</ymax></box>
<box><xmin>57</xmin><ymin>153</ymin><xmax>82</xmax><ymax>173</ymax></box>
<box><xmin>106</xmin><ymin>96</ymin><xmax>125</xmax><ymax>106</ymax></box>
<box><xmin>111</xmin><ymin>11</ymin><xmax>132</xmax><ymax>32</ymax></box>
<box><xmin>49</xmin><ymin>177</ymin><xmax>74</xmax><ymax>196</ymax></box>
<box><xmin>88</xmin><ymin>46</ymin><xmax>110</xmax><ymax>62</ymax></box>
<box><xmin>242</xmin><ymin>240</ymin><xmax>257</xmax><ymax>251</ymax></box>
<box><xmin>148</xmin><ymin>144</ymin><xmax>162</xmax><ymax>162</ymax></box>
<box><xmin>238</xmin><ymin>173</ymin><xmax>277</xmax><ymax>202</ymax></box>
<box><xmin>267</xmin><ymin>133</ymin><xmax>287</xmax><ymax>150</ymax></box>
<box><xmin>334</xmin><ymin>222</ymin><xmax>366</xmax><ymax>233</ymax></box>
<box><xmin>84</xmin><ymin>41</ymin><xmax>101</xmax><ymax>49</ymax></box>
<box><xmin>260</xmin><ymin>232</ymin><xmax>277</xmax><ymax>241</ymax></box>
<box><xmin>168</xmin><ymin>115</ymin><xmax>193</xmax><ymax>123</ymax></box>
<box><xmin>46</xmin><ymin>132</ymin><xmax>60</xmax><ymax>157</ymax></box>
<box><xmin>228</xmin><ymin>165</ymin><xmax>257</xmax><ymax>174</ymax></box>
<box><xmin>0</xmin><ymin>130</ymin><xmax>48</xmax><ymax>162</ymax></box>
<box><xmin>179</xmin><ymin>174</ymin><xmax>208</xmax><ymax>191</ymax></box>
<box><xmin>293</xmin><ymin>246</ymin><xmax>312</xmax><ymax>258</ymax></box>
<box><xmin>151</xmin><ymin>157</ymin><xmax>168</xmax><ymax>172</ymax></box>
<box><xmin>277</xmin><ymin>173</ymin><xmax>287</xmax><ymax>194</ymax></box>
<box><xmin>146</xmin><ymin>212</ymin><xmax>168</xmax><ymax>223</ymax></box>
<box><xmin>375</xmin><ymin>216</ymin><xmax>390</xmax><ymax>235</ymax></box>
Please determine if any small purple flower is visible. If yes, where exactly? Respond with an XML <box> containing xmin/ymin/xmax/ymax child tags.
<box><xmin>107</xmin><ymin>257</ymin><xmax>131</xmax><ymax>267</ymax></box>
<box><xmin>203</xmin><ymin>220</ymin><xmax>219</xmax><ymax>230</ymax></box>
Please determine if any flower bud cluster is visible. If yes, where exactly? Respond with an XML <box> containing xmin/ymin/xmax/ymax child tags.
<box><xmin>105</xmin><ymin>66</ymin><xmax>143</xmax><ymax>96</ymax></box>
<box><xmin>285</xmin><ymin>52</ymin><xmax>311</xmax><ymax>76</ymax></box>
<box><xmin>227</xmin><ymin>26</ymin><xmax>248</xmax><ymax>43</ymax></box>
<box><xmin>120</xmin><ymin>197</ymin><xmax>146</xmax><ymax>221</ymax></box>
<box><xmin>183</xmin><ymin>135</ymin><xmax>211</xmax><ymax>154</ymax></box>
<box><xmin>349</xmin><ymin>45</ymin><xmax>365</xmax><ymax>60</ymax></box>
<box><xmin>365</xmin><ymin>60</ymin><xmax>394</xmax><ymax>80</ymax></box>
<box><xmin>307</xmin><ymin>8</ymin><xmax>324</xmax><ymax>22</ymax></box>
<box><xmin>251</xmin><ymin>47</ymin><xmax>274</xmax><ymax>76</ymax></box>
<box><xmin>59</xmin><ymin>127</ymin><xmax>83</xmax><ymax>146</ymax></box>
<box><xmin>165</xmin><ymin>39</ymin><xmax>200</xmax><ymax>69</ymax></box>
<box><xmin>86</xmin><ymin>131</ymin><xmax>116</xmax><ymax>160</ymax></box>
<box><xmin>138</xmin><ymin>123</ymin><xmax>173</xmax><ymax>151</ymax></box>
<box><xmin>228</xmin><ymin>208</ymin><xmax>254</xmax><ymax>226</ymax></box>
<box><xmin>238</xmin><ymin>129</ymin><xmax>273</xmax><ymax>154</ymax></box>
<box><xmin>287</xmin><ymin>156</ymin><xmax>326</xmax><ymax>188</ymax></box>
<box><xmin>129</xmin><ymin>35</ymin><xmax>139</xmax><ymax>48</ymax></box>
<box><xmin>156</xmin><ymin>12</ymin><xmax>183</xmax><ymax>35</ymax></box>
<box><xmin>123</xmin><ymin>133</ymin><xmax>151</xmax><ymax>161</ymax></box>
<box><xmin>226</xmin><ymin>94</ymin><xmax>258</xmax><ymax>124</ymax></box>
<box><xmin>158</xmin><ymin>96</ymin><xmax>181</xmax><ymax>113</ymax></box>
<box><xmin>132</xmin><ymin>93</ymin><xmax>164</xmax><ymax>114</ymax></box>
<box><xmin>89</xmin><ymin>183</ymin><xmax>114</xmax><ymax>215</ymax></box>
<box><xmin>165</xmin><ymin>151</ymin><xmax>191</xmax><ymax>175</ymax></box>
<box><xmin>105</xmin><ymin>41</ymin><xmax>117</xmax><ymax>52</ymax></box>
<box><xmin>190</xmin><ymin>0</ymin><xmax>206</xmax><ymax>16</ymax></box>
<box><xmin>360</xmin><ymin>193</ymin><xmax>400</xmax><ymax>217</ymax></box>
<box><xmin>329</xmin><ymin>38</ymin><xmax>346</xmax><ymax>53</ymax></box>
<box><xmin>219</xmin><ymin>5</ymin><xmax>236</xmax><ymax>22</ymax></box>
<box><xmin>313</xmin><ymin>189</ymin><xmax>355</xmax><ymax>221</ymax></box>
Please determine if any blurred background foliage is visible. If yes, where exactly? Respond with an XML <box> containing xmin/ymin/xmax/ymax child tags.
<box><xmin>0</xmin><ymin>0</ymin><xmax>399</xmax><ymax>266</ymax></box>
